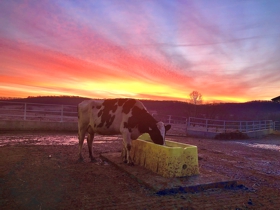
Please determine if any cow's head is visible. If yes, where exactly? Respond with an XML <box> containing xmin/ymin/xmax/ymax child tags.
<box><xmin>148</xmin><ymin>122</ymin><xmax>171</xmax><ymax>145</ymax></box>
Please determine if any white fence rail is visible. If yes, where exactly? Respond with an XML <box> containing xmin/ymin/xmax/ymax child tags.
<box><xmin>0</xmin><ymin>101</ymin><xmax>187</xmax><ymax>124</ymax></box>
<box><xmin>274</xmin><ymin>121</ymin><xmax>280</xmax><ymax>131</ymax></box>
<box><xmin>188</xmin><ymin>117</ymin><xmax>274</xmax><ymax>133</ymax></box>
<box><xmin>152</xmin><ymin>114</ymin><xmax>187</xmax><ymax>125</ymax></box>
<box><xmin>0</xmin><ymin>101</ymin><xmax>278</xmax><ymax>134</ymax></box>
<box><xmin>0</xmin><ymin>101</ymin><xmax>77</xmax><ymax>122</ymax></box>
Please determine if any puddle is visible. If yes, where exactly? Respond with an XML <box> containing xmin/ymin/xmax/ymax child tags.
<box><xmin>236</xmin><ymin>142</ymin><xmax>280</xmax><ymax>151</ymax></box>
<box><xmin>0</xmin><ymin>134</ymin><xmax>121</xmax><ymax>147</ymax></box>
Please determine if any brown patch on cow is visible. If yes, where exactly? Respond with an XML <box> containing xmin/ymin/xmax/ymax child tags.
<box><xmin>97</xmin><ymin>114</ymin><xmax>115</xmax><ymax>128</ymax></box>
<box><xmin>127</xmin><ymin>106</ymin><xmax>156</xmax><ymax>132</ymax></box>
<box><xmin>112</xmin><ymin>104</ymin><xmax>118</xmax><ymax>113</ymax></box>
<box><xmin>123</xmin><ymin>122</ymin><xmax>132</xmax><ymax>132</ymax></box>
<box><xmin>96</xmin><ymin>99</ymin><xmax>118</xmax><ymax>129</ymax></box>
<box><xmin>118</xmin><ymin>99</ymin><xmax>128</xmax><ymax>106</ymax></box>
<box><xmin>96</xmin><ymin>105</ymin><xmax>101</xmax><ymax>109</ymax></box>
<box><xmin>122</xmin><ymin>106</ymin><xmax>154</xmax><ymax>134</ymax></box>
<box><xmin>127</xmin><ymin>106</ymin><xmax>163</xmax><ymax>145</ymax></box>
<box><xmin>122</xmin><ymin>99</ymin><xmax>136</xmax><ymax>114</ymax></box>
<box><xmin>106</xmin><ymin>115</ymin><xmax>115</xmax><ymax>128</ymax></box>
<box><xmin>102</xmin><ymin>99</ymin><xmax>119</xmax><ymax>108</ymax></box>
<box><xmin>92</xmin><ymin>105</ymin><xmax>95</xmax><ymax>109</ymax></box>
<box><xmin>97</xmin><ymin>122</ymin><xmax>104</xmax><ymax>128</ymax></box>
<box><xmin>98</xmin><ymin>110</ymin><xmax>103</xmax><ymax>117</ymax></box>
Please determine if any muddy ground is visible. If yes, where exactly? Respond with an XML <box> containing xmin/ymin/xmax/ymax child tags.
<box><xmin>0</xmin><ymin>132</ymin><xmax>280</xmax><ymax>209</ymax></box>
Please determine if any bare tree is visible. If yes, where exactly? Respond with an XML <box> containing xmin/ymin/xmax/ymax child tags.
<box><xmin>189</xmin><ymin>91</ymin><xmax>202</xmax><ymax>105</ymax></box>
<box><xmin>189</xmin><ymin>91</ymin><xmax>203</xmax><ymax>118</ymax></box>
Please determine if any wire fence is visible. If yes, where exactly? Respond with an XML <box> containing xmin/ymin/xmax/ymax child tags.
<box><xmin>188</xmin><ymin>117</ymin><xmax>274</xmax><ymax>133</ymax></box>
<box><xmin>0</xmin><ymin>101</ymin><xmax>277</xmax><ymax>134</ymax></box>
<box><xmin>151</xmin><ymin>114</ymin><xmax>187</xmax><ymax>124</ymax></box>
<box><xmin>0</xmin><ymin>101</ymin><xmax>77</xmax><ymax>122</ymax></box>
<box><xmin>0</xmin><ymin>101</ymin><xmax>187</xmax><ymax>124</ymax></box>
<box><xmin>274</xmin><ymin>121</ymin><xmax>280</xmax><ymax>131</ymax></box>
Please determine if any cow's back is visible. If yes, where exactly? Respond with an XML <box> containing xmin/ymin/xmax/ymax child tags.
<box><xmin>93</xmin><ymin>99</ymin><xmax>146</xmax><ymax>134</ymax></box>
<box><xmin>78</xmin><ymin>99</ymin><xmax>147</xmax><ymax>135</ymax></box>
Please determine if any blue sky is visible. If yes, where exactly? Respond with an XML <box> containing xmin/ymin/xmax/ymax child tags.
<box><xmin>0</xmin><ymin>0</ymin><xmax>279</xmax><ymax>102</ymax></box>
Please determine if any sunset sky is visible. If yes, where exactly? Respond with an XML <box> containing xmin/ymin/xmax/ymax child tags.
<box><xmin>1</xmin><ymin>0</ymin><xmax>280</xmax><ymax>102</ymax></box>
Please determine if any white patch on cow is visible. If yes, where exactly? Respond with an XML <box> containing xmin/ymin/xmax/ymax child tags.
<box><xmin>156</xmin><ymin>121</ymin><xmax>166</xmax><ymax>145</ymax></box>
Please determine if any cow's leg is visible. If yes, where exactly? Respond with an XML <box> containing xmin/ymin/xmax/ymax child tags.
<box><xmin>78</xmin><ymin>127</ymin><xmax>87</xmax><ymax>161</ymax></box>
<box><xmin>121</xmin><ymin>142</ymin><xmax>127</xmax><ymax>162</ymax></box>
<box><xmin>87</xmin><ymin>133</ymin><xmax>95</xmax><ymax>162</ymax></box>
<box><xmin>122</xmin><ymin>130</ymin><xmax>133</xmax><ymax>165</ymax></box>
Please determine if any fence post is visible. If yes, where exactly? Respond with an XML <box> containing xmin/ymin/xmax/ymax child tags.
<box><xmin>61</xmin><ymin>105</ymin><xmax>64</xmax><ymax>122</ymax></box>
<box><xmin>168</xmin><ymin>115</ymin><xmax>171</xmax><ymax>124</ymax></box>
<box><xmin>24</xmin><ymin>103</ymin><xmax>27</xmax><ymax>120</ymax></box>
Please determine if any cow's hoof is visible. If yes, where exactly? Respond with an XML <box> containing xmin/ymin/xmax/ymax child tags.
<box><xmin>90</xmin><ymin>158</ymin><xmax>97</xmax><ymax>163</ymax></box>
<box><xmin>123</xmin><ymin>159</ymin><xmax>127</xmax><ymax>164</ymax></box>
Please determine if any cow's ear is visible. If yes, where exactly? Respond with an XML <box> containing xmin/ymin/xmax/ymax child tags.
<box><xmin>165</xmin><ymin>124</ymin><xmax>171</xmax><ymax>132</ymax></box>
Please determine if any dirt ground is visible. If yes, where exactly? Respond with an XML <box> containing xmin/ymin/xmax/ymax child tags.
<box><xmin>0</xmin><ymin>132</ymin><xmax>280</xmax><ymax>209</ymax></box>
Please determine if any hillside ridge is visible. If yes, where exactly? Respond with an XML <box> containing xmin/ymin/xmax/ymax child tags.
<box><xmin>1</xmin><ymin>96</ymin><xmax>279</xmax><ymax>121</ymax></box>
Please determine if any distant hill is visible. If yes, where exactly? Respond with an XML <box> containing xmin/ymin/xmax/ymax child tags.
<box><xmin>1</xmin><ymin>96</ymin><xmax>280</xmax><ymax>121</ymax></box>
<box><xmin>1</xmin><ymin>96</ymin><xmax>90</xmax><ymax>105</ymax></box>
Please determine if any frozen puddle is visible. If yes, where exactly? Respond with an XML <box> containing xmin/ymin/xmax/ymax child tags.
<box><xmin>236</xmin><ymin>142</ymin><xmax>280</xmax><ymax>151</ymax></box>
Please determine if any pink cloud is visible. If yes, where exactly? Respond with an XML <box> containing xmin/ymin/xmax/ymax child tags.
<box><xmin>1</xmin><ymin>0</ymin><xmax>279</xmax><ymax>102</ymax></box>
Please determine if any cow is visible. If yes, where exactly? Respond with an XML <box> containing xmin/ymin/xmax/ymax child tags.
<box><xmin>77</xmin><ymin>98</ymin><xmax>171</xmax><ymax>165</ymax></box>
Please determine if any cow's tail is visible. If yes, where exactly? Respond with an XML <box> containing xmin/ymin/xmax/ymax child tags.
<box><xmin>77</xmin><ymin>106</ymin><xmax>80</xmax><ymax>138</ymax></box>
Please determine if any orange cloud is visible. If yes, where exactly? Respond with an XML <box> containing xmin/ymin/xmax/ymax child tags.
<box><xmin>1</xmin><ymin>0</ymin><xmax>279</xmax><ymax>102</ymax></box>
<box><xmin>1</xmin><ymin>37</ymin><xmax>198</xmax><ymax>101</ymax></box>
